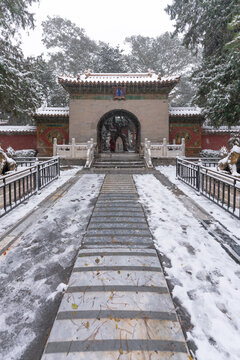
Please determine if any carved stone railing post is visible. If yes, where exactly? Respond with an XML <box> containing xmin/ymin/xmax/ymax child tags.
<box><xmin>143</xmin><ymin>138</ymin><xmax>153</xmax><ymax>168</ymax></box>
<box><xmin>85</xmin><ymin>138</ymin><xmax>95</xmax><ymax>168</ymax></box>
<box><xmin>53</xmin><ymin>138</ymin><xmax>57</xmax><ymax>156</ymax></box>
<box><xmin>71</xmin><ymin>138</ymin><xmax>76</xmax><ymax>158</ymax></box>
<box><xmin>163</xmin><ymin>138</ymin><xmax>167</xmax><ymax>156</ymax></box>
<box><xmin>181</xmin><ymin>138</ymin><xmax>185</xmax><ymax>156</ymax></box>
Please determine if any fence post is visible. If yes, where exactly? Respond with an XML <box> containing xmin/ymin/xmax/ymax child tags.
<box><xmin>53</xmin><ymin>138</ymin><xmax>57</xmax><ymax>156</ymax></box>
<box><xmin>57</xmin><ymin>156</ymin><xmax>60</xmax><ymax>177</ymax></box>
<box><xmin>163</xmin><ymin>138</ymin><xmax>167</xmax><ymax>156</ymax></box>
<box><xmin>196</xmin><ymin>164</ymin><xmax>201</xmax><ymax>194</ymax></box>
<box><xmin>3</xmin><ymin>178</ymin><xmax>7</xmax><ymax>212</ymax></box>
<box><xmin>71</xmin><ymin>138</ymin><xmax>76</xmax><ymax>158</ymax></box>
<box><xmin>35</xmin><ymin>159</ymin><xmax>41</xmax><ymax>192</ymax></box>
<box><xmin>181</xmin><ymin>138</ymin><xmax>185</xmax><ymax>157</ymax></box>
<box><xmin>176</xmin><ymin>157</ymin><xmax>178</xmax><ymax>179</ymax></box>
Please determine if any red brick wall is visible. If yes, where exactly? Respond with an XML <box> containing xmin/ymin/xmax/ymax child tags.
<box><xmin>0</xmin><ymin>134</ymin><xmax>37</xmax><ymax>152</ymax></box>
<box><xmin>169</xmin><ymin>122</ymin><xmax>202</xmax><ymax>157</ymax></box>
<box><xmin>202</xmin><ymin>133</ymin><xmax>230</xmax><ymax>150</ymax></box>
<box><xmin>37</xmin><ymin>123</ymin><xmax>69</xmax><ymax>156</ymax></box>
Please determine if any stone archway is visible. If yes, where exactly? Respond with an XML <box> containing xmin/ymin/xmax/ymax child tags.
<box><xmin>97</xmin><ymin>109</ymin><xmax>141</xmax><ymax>153</ymax></box>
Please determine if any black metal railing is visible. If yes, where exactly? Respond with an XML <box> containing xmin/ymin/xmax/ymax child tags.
<box><xmin>200</xmin><ymin>158</ymin><xmax>220</xmax><ymax>167</ymax></box>
<box><xmin>176</xmin><ymin>158</ymin><xmax>200</xmax><ymax>191</ymax></box>
<box><xmin>176</xmin><ymin>157</ymin><xmax>240</xmax><ymax>219</ymax></box>
<box><xmin>0</xmin><ymin>157</ymin><xmax>60</xmax><ymax>217</ymax></box>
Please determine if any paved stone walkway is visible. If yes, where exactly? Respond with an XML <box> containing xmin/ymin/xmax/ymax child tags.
<box><xmin>41</xmin><ymin>175</ymin><xmax>189</xmax><ymax>359</ymax></box>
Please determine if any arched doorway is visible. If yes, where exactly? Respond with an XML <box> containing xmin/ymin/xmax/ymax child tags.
<box><xmin>97</xmin><ymin>110</ymin><xmax>141</xmax><ymax>153</ymax></box>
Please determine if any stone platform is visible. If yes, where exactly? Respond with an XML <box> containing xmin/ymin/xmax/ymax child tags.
<box><xmin>41</xmin><ymin>175</ymin><xmax>189</xmax><ymax>359</ymax></box>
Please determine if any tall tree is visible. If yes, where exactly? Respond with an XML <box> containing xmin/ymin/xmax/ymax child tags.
<box><xmin>166</xmin><ymin>0</ymin><xmax>240</xmax><ymax>126</ymax></box>
<box><xmin>0</xmin><ymin>0</ymin><xmax>37</xmax><ymax>35</ymax></box>
<box><xmin>41</xmin><ymin>17</ymin><xmax>129</xmax><ymax>105</ymax></box>
<box><xmin>42</xmin><ymin>16</ymin><xmax>98</xmax><ymax>75</ymax></box>
<box><xmin>92</xmin><ymin>42</ymin><xmax>129</xmax><ymax>73</ymax></box>
<box><xmin>125</xmin><ymin>33</ymin><xmax>200</xmax><ymax>106</ymax></box>
<box><xmin>0</xmin><ymin>42</ymin><xmax>43</xmax><ymax>123</ymax></box>
<box><xmin>42</xmin><ymin>16</ymin><xmax>128</xmax><ymax>76</ymax></box>
<box><xmin>0</xmin><ymin>0</ymin><xmax>43</xmax><ymax>123</ymax></box>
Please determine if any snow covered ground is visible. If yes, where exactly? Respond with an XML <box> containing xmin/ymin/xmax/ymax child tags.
<box><xmin>134</xmin><ymin>174</ymin><xmax>240</xmax><ymax>360</ymax></box>
<box><xmin>0</xmin><ymin>173</ymin><xmax>104</xmax><ymax>360</ymax></box>
<box><xmin>0</xmin><ymin>166</ymin><xmax>82</xmax><ymax>235</ymax></box>
<box><xmin>157</xmin><ymin>165</ymin><xmax>240</xmax><ymax>239</ymax></box>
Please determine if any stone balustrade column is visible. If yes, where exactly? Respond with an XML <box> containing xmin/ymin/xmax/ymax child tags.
<box><xmin>163</xmin><ymin>138</ymin><xmax>167</xmax><ymax>156</ymax></box>
<box><xmin>71</xmin><ymin>138</ymin><xmax>76</xmax><ymax>158</ymax></box>
<box><xmin>181</xmin><ymin>138</ymin><xmax>185</xmax><ymax>156</ymax></box>
<box><xmin>53</xmin><ymin>138</ymin><xmax>57</xmax><ymax>156</ymax></box>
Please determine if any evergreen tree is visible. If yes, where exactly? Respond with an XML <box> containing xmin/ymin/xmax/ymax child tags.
<box><xmin>42</xmin><ymin>16</ymin><xmax>98</xmax><ymax>75</ymax></box>
<box><xmin>92</xmin><ymin>42</ymin><xmax>129</xmax><ymax>73</ymax></box>
<box><xmin>0</xmin><ymin>0</ymin><xmax>42</xmax><ymax>123</ymax></box>
<box><xmin>41</xmin><ymin>17</ymin><xmax>129</xmax><ymax>105</ymax></box>
<box><xmin>166</xmin><ymin>0</ymin><xmax>240</xmax><ymax>126</ymax></box>
<box><xmin>35</xmin><ymin>58</ymin><xmax>69</xmax><ymax>107</ymax></box>
<box><xmin>0</xmin><ymin>0</ymin><xmax>37</xmax><ymax>35</ymax></box>
<box><xmin>42</xmin><ymin>17</ymin><xmax>129</xmax><ymax>76</ymax></box>
<box><xmin>125</xmin><ymin>33</ymin><xmax>200</xmax><ymax>106</ymax></box>
<box><xmin>0</xmin><ymin>42</ymin><xmax>43</xmax><ymax>123</ymax></box>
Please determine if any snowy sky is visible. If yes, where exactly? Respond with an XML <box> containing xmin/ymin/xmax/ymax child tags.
<box><xmin>21</xmin><ymin>0</ymin><xmax>174</xmax><ymax>57</ymax></box>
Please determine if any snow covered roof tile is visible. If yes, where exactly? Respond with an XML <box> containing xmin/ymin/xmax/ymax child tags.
<box><xmin>203</xmin><ymin>126</ymin><xmax>240</xmax><ymax>133</ymax></box>
<box><xmin>169</xmin><ymin>107</ymin><xmax>203</xmax><ymax>117</ymax></box>
<box><xmin>35</xmin><ymin>107</ymin><xmax>69</xmax><ymax>117</ymax></box>
<box><xmin>58</xmin><ymin>71</ymin><xmax>180</xmax><ymax>85</ymax></box>
<box><xmin>0</xmin><ymin>126</ymin><xmax>36</xmax><ymax>134</ymax></box>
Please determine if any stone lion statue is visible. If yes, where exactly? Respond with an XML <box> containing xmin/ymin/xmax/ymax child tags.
<box><xmin>0</xmin><ymin>147</ymin><xmax>17</xmax><ymax>175</ymax></box>
<box><xmin>218</xmin><ymin>145</ymin><xmax>240</xmax><ymax>176</ymax></box>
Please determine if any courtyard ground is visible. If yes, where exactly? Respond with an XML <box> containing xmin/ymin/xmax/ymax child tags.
<box><xmin>0</xmin><ymin>166</ymin><xmax>239</xmax><ymax>360</ymax></box>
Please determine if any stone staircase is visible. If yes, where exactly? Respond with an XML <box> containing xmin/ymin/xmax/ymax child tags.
<box><xmin>92</xmin><ymin>153</ymin><xmax>146</xmax><ymax>169</ymax></box>
<box><xmin>41</xmin><ymin>175</ymin><xmax>189</xmax><ymax>359</ymax></box>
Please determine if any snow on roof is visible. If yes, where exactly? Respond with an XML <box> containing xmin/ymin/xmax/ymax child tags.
<box><xmin>169</xmin><ymin>107</ymin><xmax>202</xmax><ymax>117</ymax></box>
<box><xmin>35</xmin><ymin>107</ymin><xmax>69</xmax><ymax>117</ymax></box>
<box><xmin>58</xmin><ymin>70</ymin><xmax>180</xmax><ymax>85</ymax></box>
<box><xmin>0</xmin><ymin>126</ymin><xmax>36</xmax><ymax>134</ymax></box>
<box><xmin>203</xmin><ymin>126</ymin><xmax>240</xmax><ymax>133</ymax></box>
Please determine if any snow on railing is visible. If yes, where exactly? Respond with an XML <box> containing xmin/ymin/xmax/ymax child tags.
<box><xmin>143</xmin><ymin>137</ymin><xmax>185</xmax><ymax>167</ymax></box>
<box><xmin>143</xmin><ymin>139</ymin><xmax>153</xmax><ymax>168</ymax></box>
<box><xmin>176</xmin><ymin>157</ymin><xmax>240</xmax><ymax>219</ymax></box>
<box><xmin>150</xmin><ymin>138</ymin><xmax>185</xmax><ymax>158</ymax></box>
<box><xmin>0</xmin><ymin>157</ymin><xmax>60</xmax><ymax>217</ymax></box>
<box><xmin>85</xmin><ymin>139</ymin><xmax>95</xmax><ymax>168</ymax></box>
<box><xmin>53</xmin><ymin>138</ymin><xmax>96</xmax><ymax>165</ymax></box>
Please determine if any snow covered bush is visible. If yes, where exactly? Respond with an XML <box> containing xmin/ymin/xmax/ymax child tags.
<box><xmin>200</xmin><ymin>149</ymin><xmax>220</xmax><ymax>158</ymax></box>
<box><xmin>14</xmin><ymin>149</ymin><xmax>37</xmax><ymax>157</ymax></box>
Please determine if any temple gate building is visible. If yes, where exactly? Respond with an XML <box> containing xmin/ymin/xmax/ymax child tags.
<box><xmin>1</xmin><ymin>70</ymin><xmax>236</xmax><ymax>158</ymax></box>
<box><xmin>34</xmin><ymin>70</ymin><xmax>203</xmax><ymax>157</ymax></box>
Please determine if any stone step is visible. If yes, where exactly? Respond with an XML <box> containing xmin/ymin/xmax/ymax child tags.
<box><xmin>92</xmin><ymin>158</ymin><xmax>146</xmax><ymax>169</ymax></box>
<box><xmin>93</xmin><ymin>163</ymin><xmax>145</xmax><ymax>168</ymax></box>
<box><xmin>41</xmin><ymin>175</ymin><xmax>189</xmax><ymax>360</ymax></box>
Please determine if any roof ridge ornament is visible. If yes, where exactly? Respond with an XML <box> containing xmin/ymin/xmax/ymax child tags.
<box><xmin>147</xmin><ymin>69</ymin><xmax>155</xmax><ymax>77</ymax></box>
<box><xmin>84</xmin><ymin>69</ymin><xmax>92</xmax><ymax>78</ymax></box>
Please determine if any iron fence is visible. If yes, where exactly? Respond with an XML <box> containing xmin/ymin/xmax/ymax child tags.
<box><xmin>176</xmin><ymin>157</ymin><xmax>240</xmax><ymax>219</ymax></box>
<box><xmin>0</xmin><ymin>157</ymin><xmax>60</xmax><ymax>217</ymax></box>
